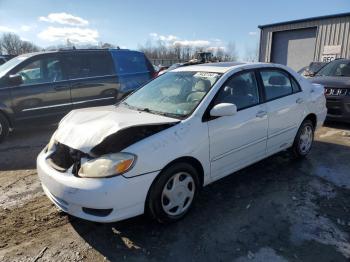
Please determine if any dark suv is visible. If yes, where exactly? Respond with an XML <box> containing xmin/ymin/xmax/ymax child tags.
<box><xmin>310</xmin><ymin>59</ymin><xmax>350</xmax><ymax>123</ymax></box>
<box><xmin>0</xmin><ymin>49</ymin><xmax>155</xmax><ymax>142</ymax></box>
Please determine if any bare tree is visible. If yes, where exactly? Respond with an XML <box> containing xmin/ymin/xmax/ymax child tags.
<box><xmin>19</xmin><ymin>40</ymin><xmax>40</xmax><ymax>54</ymax></box>
<box><xmin>101</xmin><ymin>43</ymin><xmax>114</xmax><ymax>48</ymax></box>
<box><xmin>225</xmin><ymin>41</ymin><xmax>238</xmax><ymax>61</ymax></box>
<box><xmin>244</xmin><ymin>42</ymin><xmax>259</xmax><ymax>62</ymax></box>
<box><xmin>0</xmin><ymin>33</ymin><xmax>40</xmax><ymax>55</ymax></box>
<box><xmin>1</xmin><ymin>33</ymin><xmax>22</xmax><ymax>55</ymax></box>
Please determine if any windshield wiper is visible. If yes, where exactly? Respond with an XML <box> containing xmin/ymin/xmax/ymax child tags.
<box><xmin>121</xmin><ymin>102</ymin><xmax>183</xmax><ymax>119</ymax></box>
<box><xmin>151</xmin><ymin>110</ymin><xmax>184</xmax><ymax>119</ymax></box>
<box><xmin>139</xmin><ymin>108</ymin><xmax>183</xmax><ymax>119</ymax></box>
<box><xmin>137</xmin><ymin>107</ymin><xmax>151</xmax><ymax>113</ymax></box>
<box><xmin>121</xmin><ymin>102</ymin><xmax>138</xmax><ymax>110</ymax></box>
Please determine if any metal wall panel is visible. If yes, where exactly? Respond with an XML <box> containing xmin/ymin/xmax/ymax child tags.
<box><xmin>259</xmin><ymin>15</ymin><xmax>350</xmax><ymax>64</ymax></box>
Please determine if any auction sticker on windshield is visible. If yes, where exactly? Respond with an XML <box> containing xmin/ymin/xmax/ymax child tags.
<box><xmin>194</xmin><ymin>72</ymin><xmax>220</xmax><ymax>78</ymax></box>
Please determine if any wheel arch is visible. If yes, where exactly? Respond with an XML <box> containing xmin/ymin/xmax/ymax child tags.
<box><xmin>160</xmin><ymin>156</ymin><xmax>205</xmax><ymax>187</ymax></box>
<box><xmin>0</xmin><ymin>109</ymin><xmax>13</xmax><ymax>128</ymax></box>
<box><xmin>303</xmin><ymin>113</ymin><xmax>317</xmax><ymax>129</ymax></box>
<box><xmin>144</xmin><ymin>156</ymin><xmax>205</xmax><ymax>218</ymax></box>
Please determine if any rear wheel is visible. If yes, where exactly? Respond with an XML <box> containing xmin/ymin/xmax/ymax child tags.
<box><xmin>146</xmin><ymin>162</ymin><xmax>200</xmax><ymax>223</ymax></box>
<box><xmin>0</xmin><ymin>113</ymin><xmax>10</xmax><ymax>143</ymax></box>
<box><xmin>291</xmin><ymin>119</ymin><xmax>314</xmax><ymax>158</ymax></box>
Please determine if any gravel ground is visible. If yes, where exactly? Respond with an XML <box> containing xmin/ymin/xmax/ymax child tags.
<box><xmin>0</xmin><ymin>122</ymin><xmax>350</xmax><ymax>262</ymax></box>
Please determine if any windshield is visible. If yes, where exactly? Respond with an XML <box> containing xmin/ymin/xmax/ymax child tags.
<box><xmin>0</xmin><ymin>55</ymin><xmax>30</xmax><ymax>78</ymax></box>
<box><xmin>122</xmin><ymin>71</ymin><xmax>222</xmax><ymax>118</ymax></box>
<box><xmin>309</xmin><ymin>62</ymin><xmax>326</xmax><ymax>73</ymax></box>
<box><xmin>317</xmin><ymin>60</ymin><xmax>350</xmax><ymax>77</ymax></box>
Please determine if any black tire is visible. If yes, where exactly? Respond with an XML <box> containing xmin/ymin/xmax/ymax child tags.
<box><xmin>146</xmin><ymin>162</ymin><xmax>200</xmax><ymax>223</ymax></box>
<box><xmin>0</xmin><ymin>113</ymin><xmax>10</xmax><ymax>143</ymax></box>
<box><xmin>291</xmin><ymin>119</ymin><xmax>314</xmax><ymax>159</ymax></box>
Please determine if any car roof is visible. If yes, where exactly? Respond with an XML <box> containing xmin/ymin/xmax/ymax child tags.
<box><xmin>15</xmin><ymin>48</ymin><xmax>141</xmax><ymax>57</ymax></box>
<box><xmin>173</xmin><ymin>62</ymin><xmax>271</xmax><ymax>73</ymax></box>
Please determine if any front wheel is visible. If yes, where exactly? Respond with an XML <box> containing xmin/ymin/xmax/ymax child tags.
<box><xmin>291</xmin><ymin>119</ymin><xmax>314</xmax><ymax>159</ymax></box>
<box><xmin>146</xmin><ymin>162</ymin><xmax>200</xmax><ymax>223</ymax></box>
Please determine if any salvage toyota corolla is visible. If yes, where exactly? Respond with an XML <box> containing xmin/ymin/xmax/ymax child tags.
<box><xmin>37</xmin><ymin>62</ymin><xmax>327</xmax><ymax>223</ymax></box>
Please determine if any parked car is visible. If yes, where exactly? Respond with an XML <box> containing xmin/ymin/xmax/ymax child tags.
<box><xmin>0</xmin><ymin>49</ymin><xmax>155</xmax><ymax>142</ymax></box>
<box><xmin>155</xmin><ymin>65</ymin><xmax>169</xmax><ymax>75</ymax></box>
<box><xmin>0</xmin><ymin>56</ymin><xmax>7</xmax><ymax>66</ymax></box>
<box><xmin>298</xmin><ymin>61</ymin><xmax>328</xmax><ymax>78</ymax></box>
<box><xmin>0</xmin><ymin>55</ymin><xmax>16</xmax><ymax>65</ymax></box>
<box><xmin>37</xmin><ymin>62</ymin><xmax>326</xmax><ymax>223</ymax></box>
<box><xmin>310</xmin><ymin>58</ymin><xmax>350</xmax><ymax>123</ymax></box>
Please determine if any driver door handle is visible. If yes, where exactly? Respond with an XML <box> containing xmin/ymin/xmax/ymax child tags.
<box><xmin>256</xmin><ymin>110</ymin><xmax>267</xmax><ymax>118</ymax></box>
<box><xmin>296</xmin><ymin>98</ymin><xmax>304</xmax><ymax>104</ymax></box>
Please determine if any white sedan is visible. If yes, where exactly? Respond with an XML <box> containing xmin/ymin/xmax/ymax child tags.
<box><xmin>37</xmin><ymin>62</ymin><xmax>327</xmax><ymax>223</ymax></box>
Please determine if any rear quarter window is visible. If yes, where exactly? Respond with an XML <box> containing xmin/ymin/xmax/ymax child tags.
<box><xmin>111</xmin><ymin>51</ymin><xmax>152</xmax><ymax>74</ymax></box>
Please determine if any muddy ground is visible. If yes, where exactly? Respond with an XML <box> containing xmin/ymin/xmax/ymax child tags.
<box><xmin>0</xmin><ymin>122</ymin><xmax>350</xmax><ymax>262</ymax></box>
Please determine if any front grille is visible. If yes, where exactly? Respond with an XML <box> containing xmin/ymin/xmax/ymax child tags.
<box><xmin>324</xmin><ymin>87</ymin><xmax>349</xmax><ymax>96</ymax></box>
<box><xmin>48</xmin><ymin>143</ymin><xmax>87</xmax><ymax>173</ymax></box>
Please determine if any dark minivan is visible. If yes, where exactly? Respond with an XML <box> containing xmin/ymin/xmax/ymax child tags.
<box><xmin>0</xmin><ymin>49</ymin><xmax>155</xmax><ymax>142</ymax></box>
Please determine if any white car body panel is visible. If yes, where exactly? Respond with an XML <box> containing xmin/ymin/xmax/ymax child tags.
<box><xmin>208</xmin><ymin>103</ymin><xmax>268</xmax><ymax>180</ymax></box>
<box><xmin>265</xmin><ymin>92</ymin><xmax>305</xmax><ymax>154</ymax></box>
<box><xmin>37</xmin><ymin>62</ymin><xmax>327</xmax><ymax>223</ymax></box>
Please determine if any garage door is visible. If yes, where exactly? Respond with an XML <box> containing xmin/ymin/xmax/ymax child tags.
<box><xmin>271</xmin><ymin>27</ymin><xmax>317</xmax><ymax>71</ymax></box>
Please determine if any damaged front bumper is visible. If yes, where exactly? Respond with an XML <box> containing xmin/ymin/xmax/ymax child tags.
<box><xmin>37</xmin><ymin>149</ymin><xmax>159</xmax><ymax>223</ymax></box>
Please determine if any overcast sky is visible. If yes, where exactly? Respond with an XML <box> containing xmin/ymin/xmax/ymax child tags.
<box><xmin>0</xmin><ymin>0</ymin><xmax>349</xmax><ymax>58</ymax></box>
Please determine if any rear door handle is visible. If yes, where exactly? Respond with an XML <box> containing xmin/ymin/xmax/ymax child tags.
<box><xmin>71</xmin><ymin>82</ymin><xmax>84</xmax><ymax>88</ymax></box>
<box><xmin>256</xmin><ymin>110</ymin><xmax>267</xmax><ymax>118</ymax></box>
<box><xmin>296</xmin><ymin>98</ymin><xmax>304</xmax><ymax>104</ymax></box>
<box><xmin>53</xmin><ymin>85</ymin><xmax>70</xmax><ymax>91</ymax></box>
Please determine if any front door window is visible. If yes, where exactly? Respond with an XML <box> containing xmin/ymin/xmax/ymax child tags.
<box><xmin>14</xmin><ymin>57</ymin><xmax>63</xmax><ymax>85</ymax></box>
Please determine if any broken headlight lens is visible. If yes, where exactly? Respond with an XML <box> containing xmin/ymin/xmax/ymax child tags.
<box><xmin>78</xmin><ymin>152</ymin><xmax>136</xmax><ymax>178</ymax></box>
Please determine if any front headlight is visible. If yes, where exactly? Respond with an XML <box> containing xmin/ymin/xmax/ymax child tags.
<box><xmin>78</xmin><ymin>152</ymin><xmax>136</xmax><ymax>178</ymax></box>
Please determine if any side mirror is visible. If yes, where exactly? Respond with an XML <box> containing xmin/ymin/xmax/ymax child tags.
<box><xmin>308</xmin><ymin>71</ymin><xmax>316</xmax><ymax>77</ymax></box>
<box><xmin>210</xmin><ymin>103</ymin><xmax>237</xmax><ymax>117</ymax></box>
<box><xmin>304</xmin><ymin>70</ymin><xmax>315</xmax><ymax>77</ymax></box>
<box><xmin>8</xmin><ymin>74</ymin><xmax>23</xmax><ymax>86</ymax></box>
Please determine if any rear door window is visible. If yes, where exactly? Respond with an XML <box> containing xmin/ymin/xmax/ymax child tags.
<box><xmin>65</xmin><ymin>52</ymin><xmax>114</xmax><ymax>79</ymax></box>
<box><xmin>259</xmin><ymin>70</ymin><xmax>293</xmax><ymax>101</ymax></box>
<box><xmin>112</xmin><ymin>51</ymin><xmax>151</xmax><ymax>74</ymax></box>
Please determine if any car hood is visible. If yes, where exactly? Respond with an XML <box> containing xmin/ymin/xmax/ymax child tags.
<box><xmin>53</xmin><ymin>105</ymin><xmax>179</xmax><ymax>154</ymax></box>
<box><xmin>310</xmin><ymin>76</ymin><xmax>350</xmax><ymax>88</ymax></box>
